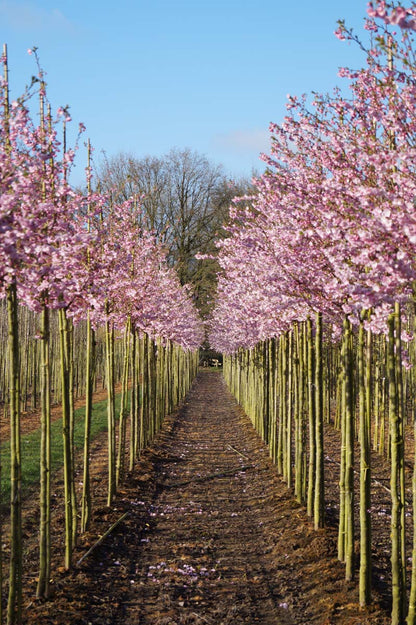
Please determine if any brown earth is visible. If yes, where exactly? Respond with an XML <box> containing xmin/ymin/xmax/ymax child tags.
<box><xmin>18</xmin><ymin>369</ymin><xmax>395</xmax><ymax>625</ymax></box>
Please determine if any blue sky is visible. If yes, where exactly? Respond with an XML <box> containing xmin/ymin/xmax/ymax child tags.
<box><xmin>1</xmin><ymin>0</ymin><xmax>370</xmax><ymax>187</ymax></box>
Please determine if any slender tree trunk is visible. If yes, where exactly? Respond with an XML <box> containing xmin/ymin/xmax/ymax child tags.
<box><xmin>408</xmin><ymin>300</ymin><xmax>416</xmax><ymax>625</ymax></box>
<box><xmin>408</xmin><ymin>405</ymin><xmax>416</xmax><ymax>624</ymax></box>
<box><xmin>67</xmin><ymin>317</ymin><xmax>77</xmax><ymax>548</ymax></box>
<box><xmin>345</xmin><ymin>318</ymin><xmax>355</xmax><ymax>581</ymax></box>
<box><xmin>388</xmin><ymin>309</ymin><xmax>405</xmax><ymax>625</ymax></box>
<box><xmin>301</xmin><ymin>323</ymin><xmax>308</xmax><ymax>502</ymax></box>
<box><xmin>359</xmin><ymin>317</ymin><xmax>372</xmax><ymax>606</ymax></box>
<box><xmin>277</xmin><ymin>338</ymin><xmax>284</xmax><ymax>474</ymax></box>
<box><xmin>269</xmin><ymin>338</ymin><xmax>278</xmax><ymax>465</ymax></box>
<box><xmin>129</xmin><ymin>327</ymin><xmax>137</xmax><ymax>472</ymax></box>
<box><xmin>146</xmin><ymin>335</ymin><xmax>153</xmax><ymax>444</ymax></box>
<box><xmin>380</xmin><ymin>360</ymin><xmax>386</xmax><ymax>457</ymax></box>
<box><xmin>105</xmin><ymin>311</ymin><xmax>116</xmax><ymax>506</ymax></box>
<box><xmin>307</xmin><ymin>317</ymin><xmax>316</xmax><ymax>518</ymax></box>
<box><xmin>338</xmin><ymin>320</ymin><xmax>347</xmax><ymax>564</ymax></box>
<box><xmin>263</xmin><ymin>340</ymin><xmax>270</xmax><ymax>445</ymax></box>
<box><xmin>81</xmin><ymin>314</ymin><xmax>95</xmax><ymax>533</ymax></box>
<box><xmin>116</xmin><ymin>319</ymin><xmax>131</xmax><ymax>486</ymax></box>
<box><xmin>7</xmin><ymin>281</ymin><xmax>22</xmax><ymax>625</ymax></box>
<box><xmin>374</xmin><ymin>336</ymin><xmax>381</xmax><ymax>453</ymax></box>
<box><xmin>281</xmin><ymin>334</ymin><xmax>288</xmax><ymax>482</ymax></box>
<box><xmin>286</xmin><ymin>332</ymin><xmax>293</xmax><ymax>488</ymax></box>
<box><xmin>396</xmin><ymin>302</ymin><xmax>407</xmax><ymax>606</ymax></box>
<box><xmin>59</xmin><ymin>308</ymin><xmax>74</xmax><ymax>569</ymax></box>
<box><xmin>149</xmin><ymin>338</ymin><xmax>157</xmax><ymax>440</ymax></box>
<box><xmin>314</xmin><ymin>312</ymin><xmax>324</xmax><ymax>529</ymax></box>
<box><xmin>294</xmin><ymin>323</ymin><xmax>306</xmax><ymax>503</ymax></box>
<box><xmin>139</xmin><ymin>334</ymin><xmax>147</xmax><ymax>454</ymax></box>
<box><xmin>37</xmin><ymin>305</ymin><xmax>51</xmax><ymax>598</ymax></box>
<box><xmin>4</xmin><ymin>48</ymin><xmax>21</xmax><ymax>625</ymax></box>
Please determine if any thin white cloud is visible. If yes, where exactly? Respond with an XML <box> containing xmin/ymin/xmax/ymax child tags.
<box><xmin>214</xmin><ymin>128</ymin><xmax>270</xmax><ymax>155</ymax></box>
<box><xmin>0</xmin><ymin>1</ymin><xmax>76</xmax><ymax>34</ymax></box>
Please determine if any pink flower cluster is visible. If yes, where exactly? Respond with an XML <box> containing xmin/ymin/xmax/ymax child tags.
<box><xmin>0</xmin><ymin>61</ymin><xmax>203</xmax><ymax>350</ymax></box>
<box><xmin>209</xmin><ymin>6</ymin><xmax>416</xmax><ymax>353</ymax></box>
<box><xmin>367</xmin><ymin>1</ymin><xmax>416</xmax><ymax>29</ymax></box>
<box><xmin>80</xmin><ymin>199</ymin><xmax>204</xmax><ymax>349</ymax></box>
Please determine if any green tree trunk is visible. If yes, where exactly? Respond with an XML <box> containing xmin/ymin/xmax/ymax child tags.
<box><xmin>7</xmin><ymin>282</ymin><xmax>22</xmax><ymax>625</ymax></box>
<box><xmin>314</xmin><ymin>312</ymin><xmax>324</xmax><ymax>529</ymax></box>
<box><xmin>407</xmin><ymin>300</ymin><xmax>416</xmax><ymax>625</ymax></box>
<box><xmin>295</xmin><ymin>323</ymin><xmax>306</xmax><ymax>504</ymax></box>
<box><xmin>147</xmin><ymin>337</ymin><xmax>155</xmax><ymax>442</ymax></box>
<box><xmin>116</xmin><ymin>319</ymin><xmax>131</xmax><ymax>485</ymax></box>
<box><xmin>37</xmin><ymin>306</ymin><xmax>51</xmax><ymax>598</ymax></box>
<box><xmin>105</xmin><ymin>311</ymin><xmax>116</xmax><ymax>506</ymax></box>
<box><xmin>81</xmin><ymin>314</ymin><xmax>95</xmax><ymax>533</ymax></box>
<box><xmin>139</xmin><ymin>334</ymin><xmax>146</xmax><ymax>453</ymax></box>
<box><xmin>307</xmin><ymin>317</ymin><xmax>316</xmax><ymax>518</ymax></box>
<box><xmin>345</xmin><ymin>318</ymin><xmax>355</xmax><ymax>581</ymax></box>
<box><xmin>67</xmin><ymin>316</ymin><xmax>77</xmax><ymax>548</ymax></box>
<box><xmin>408</xmin><ymin>406</ymin><xmax>416</xmax><ymax>624</ymax></box>
<box><xmin>269</xmin><ymin>339</ymin><xmax>278</xmax><ymax>464</ymax></box>
<box><xmin>59</xmin><ymin>308</ymin><xmax>74</xmax><ymax>569</ymax></box>
<box><xmin>301</xmin><ymin>322</ymin><xmax>308</xmax><ymax>502</ymax></box>
<box><xmin>263</xmin><ymin>340</ymin><xmax>270</xmax><ymax>445</ymax></box>
<box><xmin>129</xmin><ymin>327</ymin><xmax>138</xmax><ymax>472</ymax></box>
<box><xmin>395</xmin><ymin>302</ymin><xmax>407</xmax><ymax>603</ymax></box>
<box><xmin>281</xmin><ymin>334</ymin><xmax>288</xmax><ymax>482</ymax></box>
<box><xmin>4</xmin><ymin>49</ymin><xmax>22</xmax><ymax>625</ymax></box>
<box><xmin>359</xmin><ymin>317</ymin><xmax>372</xmax><ymax>606</ymax></box>
<box><xmin>286</xmin><ymin>332</ymin><xmax>293</xmax><ymax>488</ymax></box>
<box><xmin>338</xmin><ymin>320</ymin><xmax>347</xmax><ymax>564</ymax></box>
<box><xmin>388</xmin><ymin>310</ymin><xmax>405</xmax><ymax>625</ymax></box>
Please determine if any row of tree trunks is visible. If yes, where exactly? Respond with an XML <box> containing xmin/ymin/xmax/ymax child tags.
<box><xmin>223</xmin><ymin>306</ymin><xmax>415</xmax><ymax>623</ymax></box>
<box><xmin>2</xmin><ymin>304</ymin><xmax>199</xmax><ymax>623</ymax></box>
<box><xmin>0</xmin><ymin>302</ymin><xmax>115</xmax><ymax>415</ymax></box>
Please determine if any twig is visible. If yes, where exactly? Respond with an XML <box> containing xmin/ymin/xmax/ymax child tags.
<box><xmin>166</xmin><ymin>465</ymin><xmax>254</xmax><ymax>488</ymax></box>
<box><xmin>227</xmin><ymin>444</ymin><xmax>249</xmax><ymax>460</ymax></box>
<box><xmin>76</xmin><ymin>512</ymin><xmax>129</xmax><ymax>567</ymax></box>
<box><xmin>191</xmin><ymin>612</ymin><xmax>214</xmax><ymax>624</ymax></box>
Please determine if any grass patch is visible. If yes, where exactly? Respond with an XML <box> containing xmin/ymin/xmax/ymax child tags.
<box><xmin>0</xmin><ymin>394</ymin><xmax>123</xmax><ymax>505</ymax></box>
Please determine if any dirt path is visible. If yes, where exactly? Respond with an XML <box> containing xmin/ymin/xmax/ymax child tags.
<box><xmin>29</xmin><ymin>371</ymin><xmax>390</xmax><ymax>625</ymax></box>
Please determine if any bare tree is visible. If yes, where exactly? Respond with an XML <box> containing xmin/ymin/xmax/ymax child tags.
<box><xmin>97</xmin><ymin>148</ymin><xmax>256</xmax><ymax>317</ymax></box>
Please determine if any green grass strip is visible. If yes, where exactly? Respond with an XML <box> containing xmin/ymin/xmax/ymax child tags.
<box><xmin>0</xmin><ymin>394</ymin><xmax>123</xmax><ymax>505</ymax></box>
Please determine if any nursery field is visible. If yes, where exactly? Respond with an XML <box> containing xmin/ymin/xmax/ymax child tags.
<box><xmin>4</xmin><ymin>3</ymin><xmax>416</xmax><ymax>624</ymax></box>
<box><xmin>23</xmin><ymin>370</ymin><xmax>393</xmax><ymax>625</ymax></box>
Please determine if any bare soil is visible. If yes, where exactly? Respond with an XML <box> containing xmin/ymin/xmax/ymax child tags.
<box><xmin>10</xmin><ymin>371</ymin><xmax>395</xmax><ymax>624</ymax></box>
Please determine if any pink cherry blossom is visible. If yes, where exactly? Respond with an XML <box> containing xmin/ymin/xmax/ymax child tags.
<box><xmin>209</xmin><ymin>5</ymin><xmax>416</xmax><ymax>352</ymax></box>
